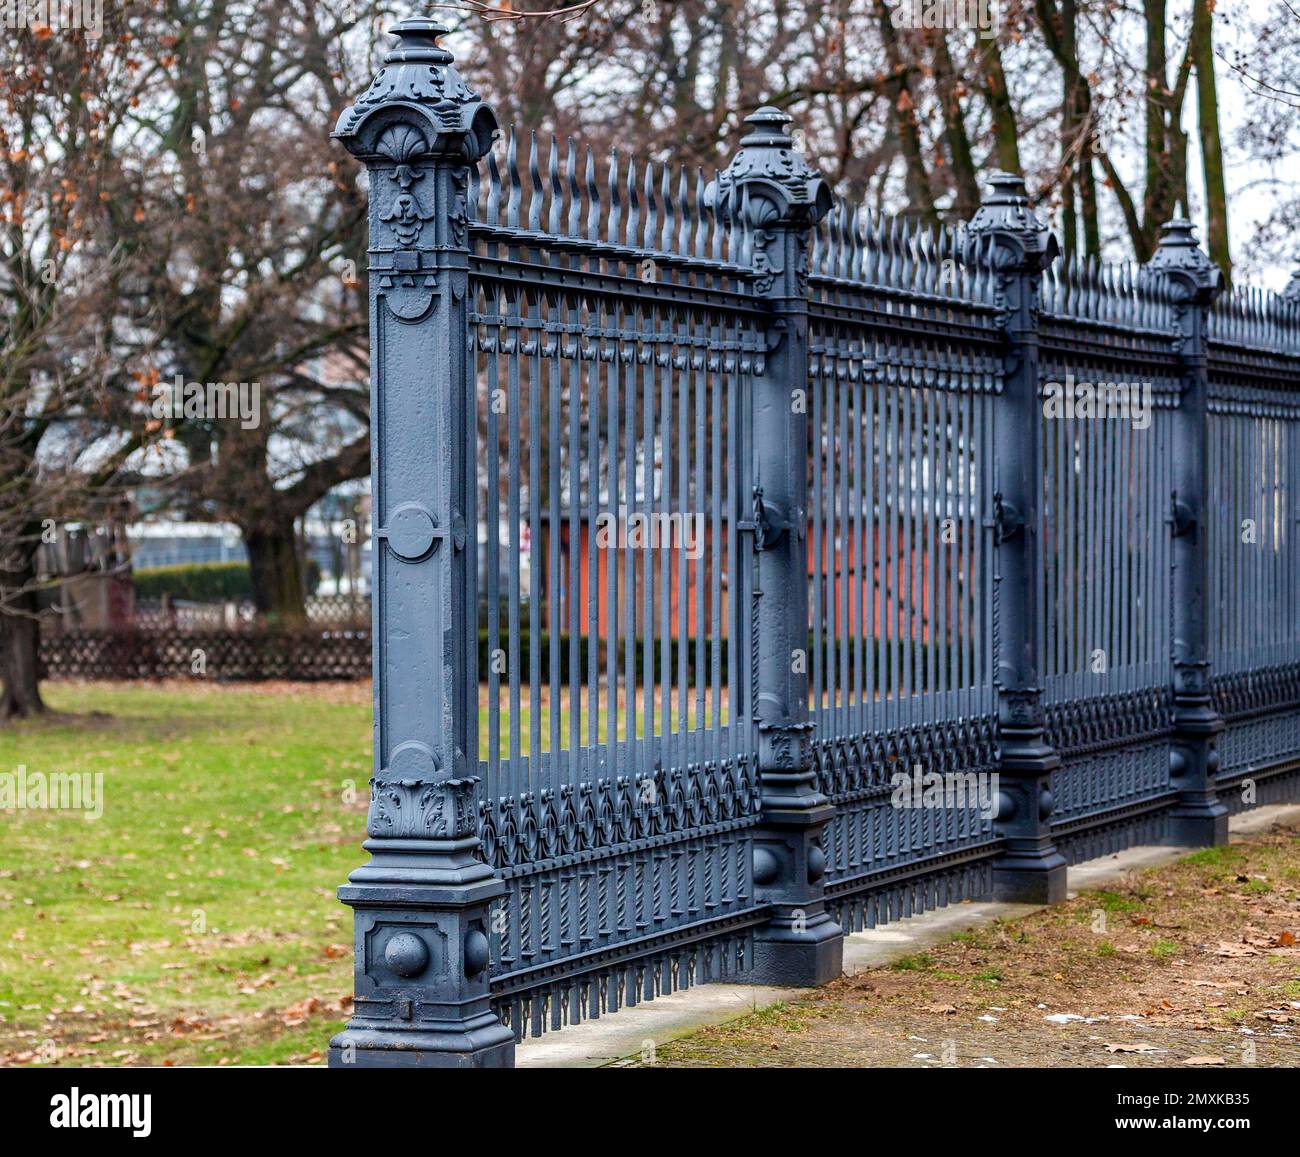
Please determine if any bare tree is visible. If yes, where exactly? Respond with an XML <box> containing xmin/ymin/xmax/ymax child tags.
<box><xmin>0</xmin><ymin>20</ymin><xmax>156</xmax><ymax>718</ymax></box>
<box><xmin>103</xmin><ymin>0</ymin><xmax>373</xmax><ymax>619</ymax></box>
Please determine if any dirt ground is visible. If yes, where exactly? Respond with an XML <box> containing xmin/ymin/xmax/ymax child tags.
<box><xmin>636</xmin><ymin>819</ymin><xmax>1300</xmax><ymax>1068</ymax></box>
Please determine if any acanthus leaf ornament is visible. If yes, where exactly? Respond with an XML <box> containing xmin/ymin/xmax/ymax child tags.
<box><xmin>368</xmin><ymin>776</ymin><xmax>483</xmax><ymax>840</ymax></box>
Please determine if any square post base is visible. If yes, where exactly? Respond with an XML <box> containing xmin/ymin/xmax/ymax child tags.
<box><xmin>1164</xmin><ymin>805</ymin><xmax>1229</xmax><ymax>849</ymax></box>
<box><xmin>991</xmin><ymin>854</ymin><xmax>1068</xmax><ymax>904</ymax></box>
<box><xmin>745</xmin><ymin>911</ymin><xmax>844</xmax><ymax>987</ymax></box>
<box><xmin>328</xmin><ymin>1020</ymin><xmax>515</xmax><ymax>1069</ymax></box>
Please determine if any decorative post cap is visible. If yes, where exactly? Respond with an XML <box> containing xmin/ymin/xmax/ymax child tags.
<box><xmin>1283</xmin><ymin>258</ymin><xmax>1300</xmax><ymax>304</ymax></box>
<box><xmin>965</xmin><ymin>171</ymin><xmax>1059</xmax><ymax>271</ymax></box>
<box><xmin>706</xmin><ymin>106</ymin><xmax>832</xmax><ymax>229</ymax></box>
<box><xmin>332</xmin><ymin>17</ymin><xmax>496</xmax><ymax>163</ymax></box>
<box><xmin>1147</xmin><ymin>215</ymin><xmax>1223</xmax><ymax>303</ymax></box>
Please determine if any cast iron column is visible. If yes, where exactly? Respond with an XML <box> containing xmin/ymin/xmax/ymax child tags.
<box><xmin>966</xmin><ymin>173</ymin><xmax>1068</xmax><ymax>904</ymax></box>
<box><xmin>709</xmin><ymin>108</ymin><xmax>842</xmax><ymax>984</ymax></box>
<box><xmin>328</xmin><ymin>18</ymin><xmax>512</xmax><ymax>1067</ymax></box>
<box><xmin>1149</xmin><ymin>217</ymin><xmax>1229</xmax><ymax>846</ymax></box>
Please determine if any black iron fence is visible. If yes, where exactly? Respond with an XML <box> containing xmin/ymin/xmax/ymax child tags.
<box><xmin>39</xmin><ymin>594</ymin><xmax>373</xmax><ymax>681</ymax></box>
<box><xmin>321</xmin><ymin>19</ymin><xmax>1300</xmax><ymax>1068</ymax></box>
<box><xmin>40</xmin><ymin>626</ymin><xmax>371</xmax><ymax>681</ymax></box>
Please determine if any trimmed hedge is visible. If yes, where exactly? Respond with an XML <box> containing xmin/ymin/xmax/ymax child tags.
<box><xmin>132</xmin><ymin>559</ymin><xmax>323</xmax><ymax>601</ymax></box>
<box><xmin>133</xmin><ymin>561</ymin><xmax>252</xmax><ymax>602</ymax></box>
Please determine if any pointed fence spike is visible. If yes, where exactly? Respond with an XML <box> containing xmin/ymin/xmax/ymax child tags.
<box><xmin>675</xmin><ymin>165</ymin><xmax>689</xmax><ymax>256</ymax></box>
<box><xmin>694</xmin><ymin>168</ymin><xmax>708</xmax><ymax>258</ymax></box>
<box><xmin>899</xmin><ymin>218</ymin><xmax>915</xmax><ymax>287</ymax></box>
<box><xmin>467</xmin><ymin>155</ymin><xmax>481</xmax><ymax>223</ymax></box>
<box><xmin>852</xmin><ymin>204</ymin><xmax>866</xmax><ymax>282</ymax></box>
<box><xmin>655</xmin><ymin>161</ymin><xmax>672</xmax><ymax>253</ymax></box>
<box><xmin>625</xmin><ymin>155</ymin><xmax>640</xmax><ymax>249</ymax></box>
<box><xmin>506</xmin><ymin>127</ymin><xmax>522</xmax><ymax>229</ymax></box>
<box><xmin>834</xmin><ymin>201</ymin><xmax>850</xmax><ymax>280</ymax></box>
<box><xmin>888</xmin><ymin>214</ymin><xmax>903</xmax><ymax>287</ymax></box>
<box><xmin>607</xmin><ymin>148</ymin><xmax>622</xmax><ymax>246</ymax></box>
<box><xmin>485</xmin><ymin>148</ymin><xmax>502</xmax><ymax>227</ymax></box>
<box><xmin>710</xmin><ymin>168</ymin><xmax>724</xmax><ymax>262</ymax></box>
<box><xmin>811</xmin><ymin>202</ymin><xmax>827</xmax><ymax>275</ymax></box>
<box><xmin>527</xmin><ymin>130</ymin><xmax>543</xmax><ymax>233</ymax></box>
<box><xmin>642</xmin><ymin>158</ymin><xmax>658</xmax><ymax>251</ymax></box>
<box><xmin>548</xmin><ymin>134</ymin><xmax>563</xmax><ymax>236</ymax></box>
<box><xmin>585</xmin><ymin>146</ymin><xmax>600</xmax><ymax>242</ymax></box>
<box><xmin>566</xmin><ymin>137</ymin><xmax>581</xmax><ymax>239</ymax></box>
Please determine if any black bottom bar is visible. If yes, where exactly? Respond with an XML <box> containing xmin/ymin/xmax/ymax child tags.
<box><xmin>4</xmin><ymin>1064</ymin><xmax>1295</xmax><ymax>1142</ymax></box>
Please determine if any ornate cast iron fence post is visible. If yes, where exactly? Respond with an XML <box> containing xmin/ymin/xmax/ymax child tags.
<box><xmin>328</xmin><ymin>18</ymin><xmax>512</xmax><ymax>1068</ymax></box>
<box><xmin>1149</xmin><ymin>217</ymin><xmax>1229</xmax><ymax>847</ymax></box>
<box><xmin>966</xmin><ymin>173</ymin><xmax>1068</xmax><ymax>903</ymax></box>
<box><xmin>709</xmin><ymin>109</ymin><xmax>843</xmax><ymax>984</ymax></box>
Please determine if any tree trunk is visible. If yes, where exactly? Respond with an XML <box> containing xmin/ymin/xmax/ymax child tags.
<box><xmin>0</xmin><ymin>550</ymin><xmax>46</xmax><ymax>721</ymax></box>
<box><xmin>1079</xmin><ymin>148</ymin><xmax>1101</xmax><ymax>257</ymax></box>
<box><xmin>931</xmin><ymin>30</ymin><xmax>981</xmax><ymax>221</ymax></box>
<box><xmin>1061</xmin><ymin>0</ymin><xmax>1079</xmax><ymax>259</ymax></box>
<box><xmin>1192</xmin><ymin>0</ymin><xmax>1231</xmax><ymax>282</ymax></box>
<box><xmin>979</xmin><ymin>34</ymin><xmax>1022</xmax><ymax>175</ymax></box>
<box><xmin>244</xmin><ymin>525</ymin><xmax>307</xmax><ymax>623</ymax></box>
<box><xmin>1142</xmin><ymin>0</ymin><xmax>1170</xmax><ymax>254</ymax></box>
<box><xmin>877</xmin><ymin>1</ymin><xmax>939</xmax><ymax>226</ymax></box>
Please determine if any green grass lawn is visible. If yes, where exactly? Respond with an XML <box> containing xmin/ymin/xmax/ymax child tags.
<box><xmin>0</xmin><ymin>677</ymin><xmax>732</xmax><ymax>1066</ymax></box>
<box><xmin>0</xmin><ymin>681</ymin><xmax>372</xmax><ymax>1065</ymax></box>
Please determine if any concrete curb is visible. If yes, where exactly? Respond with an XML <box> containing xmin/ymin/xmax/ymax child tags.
<box><xmin>514</xmin><ymin>803</ymin><xmax>1300</xmax><ymax>1068</ymax></box>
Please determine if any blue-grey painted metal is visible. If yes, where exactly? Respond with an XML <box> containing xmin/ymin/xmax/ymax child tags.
<box><xmin>328</xmin><ymin>18</ymin><xmax>512</xmax><ymax>1067</ymax></box>
<box><xmin>461</xmin><ymin>103</ymin><xmax>767</xmax><ymax>1040</ymax></box>
<box><xmin>1148</xmin><ymin>218</ymin><xmax>1230</xmax><ymax>846</ymax></box>
<box><xmin>964</xmin><ymin>173</ymin><xmax>1067</xmax><ymax>902</ymax></box>
<box><xmin>803</xmin><ymin>193</ymin><xmax>1003</xmax><ymax>931</ymax></box>
<box><xmin>331</xmin><ymin>17</ymin><xmax>1300</xmax><ymax>1068</ymax></box>
<box><xmin>1206</xmin><ymin>265</ymin><xmax>1300</xmax><ymax>811</ymax></box>
<box><xmin>706</xmin><ymin>109</ymin><xmax>842</xmax><ymax>984</ymax></box>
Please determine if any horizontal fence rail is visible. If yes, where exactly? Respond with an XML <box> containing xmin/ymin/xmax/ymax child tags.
<box><xmin>324</xmin><ymin>19</ymin><xmax>1300</xmax><ymax>1068</ymax></box>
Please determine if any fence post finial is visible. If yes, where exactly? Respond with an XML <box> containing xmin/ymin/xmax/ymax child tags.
<box><xmin>712</xmin><ymin>106</ymin><xmax>843</xmax><ymax>986</ymax></box>
<box><xmin>333</xmin><ymin>17</ymin><xmax>496</xmax><ymax>161</ymax></box>
<box><xmin>1149</xmin><ymin>215</ymin><xmax>1229</xmax><ymax>848</ymax></box>
<box><xmin>1148</xmin><ymin>215</ymin><xmax>1223</xmax><ymax>305</ymax></box>
<box><xmin>964</xmin><ymin>172</ymin><xmax>1067</xmax><ymax>904</ymax></box>
<box><xmin>327</xmin><ymin>17</ymin><xmax>513</xmax><ymax>1068</ymax></box>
